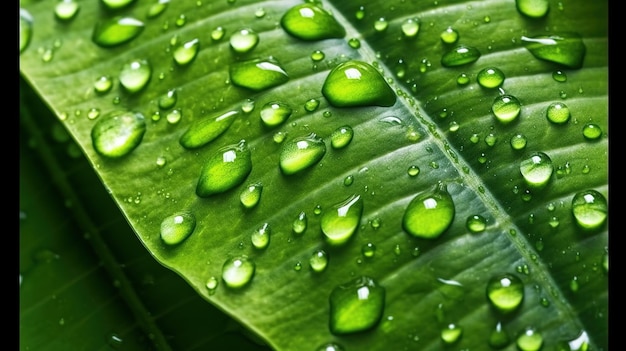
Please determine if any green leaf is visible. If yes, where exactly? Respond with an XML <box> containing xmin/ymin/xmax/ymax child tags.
<box><xmin>20</xmin><ymin>0</ymin><xmax>608</xmax><ymax>350</ymax></box>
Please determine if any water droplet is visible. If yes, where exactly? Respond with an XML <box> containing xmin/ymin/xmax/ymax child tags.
<box><xmin>330</xmin><ymin>125</ymin><xmax>354</xmax><ymax>149</ymax></box>
<box><xmin>304</xmin><ymin>98</ymin><xmax>320</xmax><ymax>112</ymax></box>
<box><xmin>147</xmin><ymin>0</ymin><xmax>169</xmax><ymax>19</ymax></box>
<box><xmin>206</xmin><ymin>276</ymin><xmax>218</xmax><ymax>294</ymax></box>
<box><xmin>571</xmin><ymin>190</ymin><xmax>607</xmax><ymax>230</ymax></box>
<box><xmin>546</xmin><ymin>102</ymin><xmax>570</xmax><ymax>124</ymax></box>
<box><xmin>355</xmin><ymin>6</ymin><xmax>366</xmax><ymax>20</ymax></box>
<box><xmin>401</xmin><ymin>18</ymin><xmax>421</xmax><ymax>38</ymax></box>
<box><xmin>260</xmin><ymin>101</ymin><xmax>293</xmax><ymax>128</ymax></box>
<box><xmin>20</xmin><ymin>9</ymin><xmax>33</xmax><ymax>53</ymax></box>
<box><xmin>179</xmin><ymin>110</ymin><xmax>239</xmax><ymax>149</ymax></box>
<box><xmin>520</xmin><ymin>152</ymin><xmax>553</xmax><ymax>188</ymax></box>
<box><xmin>347</xmin><ymin>38</ymin><xmax>361</xmax><ymax>49</ymax></box>
<box><xmin>101</xmin><ymin>0</ymin><xmax>136</xmax><ymax>10</ymax></box>
<box><xmin>510</xmin><ymin>133</ymin><xmax>527</xmax><ymax>150</ymax></box>
<box><xmin>485</xmin><ymin>133</ymin><xmax>498</xmax><ymax>147</ymax></box>
<box><xmin>582</xmin><ymin>123</ymin><xmax>602</xmax><ymax>140</ymax></box>
<box><xmin>166</xmin><ymin>108</ymin><xmax>182</xmax><ymax>124</ymax></box>
<box><xmin>292</xmin><ymin>211</ymin><xmax>308</xmax><ymax>235</ymax></box>
<box><xmin>477</xmin><ymin>67</ymin><xmax>505</xmax><ymax>88</ymax></box>
<box><xmin>237</xmin><ymin>183</ymin><xmax>262</xmax><ymax>209</ymax></box>
<box><xmin>221</xmin><ymin>256</ymin><xmax>255</xmax><ymax>289</ymax></box>
<box><xmin>407</xmin><ymin>165</ymin><xmax>420</xmax><ymax>177</ymax></box>
<box><xmin>87</xmin><ymin>108</ymin><xmax>101</xmax><ymax>120</ymax></box>
<box><xmin>229</xmin><ymin>57</ymin><xmax>289</xmax><ymax>91</ymax></box>
<box><xmin>211</xmin><ymin>26</ymin><xmax>225</xmax><ymax>40</ymax></box>
<box><xmin>279</xmin><ymin>133</ymin><xmax>326</xmax><ymax>175</ymax></box>
<box><xmin>158</xmin><ymin>89</ymin><xmax>177</xmax><ymax>110</ymax></box>
<box><xmin>516</xmin><ymin>0</ymin><xmax>550</xmax><ymax>18</ymax></box>
<box><xmin>440</xmin><ymin>27</ymin><xmax>459</xmax><ymax>44</ymax></box>
<box><xmin>361</xmin><ymin>242</ymin><xmax>376</xmax><ymax>258</ymax></box>
<box><xmin>492</xmin><ymin>94</ymin><xmax>521</xmax><ymax>123</ymax></box>
<box><xmin>441</xmin><ymin>45</ymin><xmax>481</xmax><ymax>67</ymax></box>
<box><xmin>373</xmin><ymin>17</ymin><xmax>388</xmax><ymax>32</ymax></box>
<box><xmin>280</xmin><ymin>3</ymin><xmax>346</xmax><ymax>41</ymax></box>
<box><xmin>486</xmin><ymin>273</ymin><xmax>524</xmax><ymax>313</ymax></box>
<box><xmin>402</xmin><ymin>182</ymin><xmax>455</xmax><ymax>239</ymax></box>
<box><xmin>329</xmin><ymin>276</ymin><xmax>385</xmax><ymax>335</ymax></box>
<box><xmin>316</xmin><ymin>342</ymin><xmax>344</xmax><ymax>351</ymax></box>
<box><xmin>92</xmin><ymin>16</ymin><xmax>145</xmax><ymax>47</ymax></box>
<box><xmin>489</xmin><ymin>322</ymin><xmax>511</xmax><ymax>348</ymax></box>
<box><xmin>251</xmin><ymin>223</ymin><xmax>271</xmax><ymax>249</ymax></box>
<box><xmin>160</xmin><ymin>211</ymin><xmax>196</xmax><ymax>245</ymax></box>
<box><xmin>311</xmin><ymin>50</ymin><xmax>325</xmax><ymax>61</ymax></box>
<box><xmin>173</xmin><ymin>38</ymin><xmax>199</xmax><ymax>65</ymax></box>
<box><xmin>55</xmin><ymin>0</ymin><xmax>80</xmax><ymax>21</ymax></box>
<box><xmin>229</xmin><ymin>28</ymin><xmax>259</xmax><ymax>53</ymax></box>
<box><xmin>241</xmin><ymin>98</ymin><xmax>256</xmax><ymax>114</ymax></box>
<box><xmin>516</xmin><ymin>327</ymin><xmax>543</xmax><ymax>351</ymax></box>
<box><xmin>175</xmin><ymin>14</ymin><xmax>187</xmax><ymax>27</ymax></box>
<box><xmin>441</xmin><ymin>324</ymin><xmax>463</xmax><ymax>344</ymax></box>
<box><xmin>521</xmin><ymin>33</ymin><xmax>586</xmax><ymax>69</ymax></box>
<box><xmin>456</xmin><ymin>73</ymin><xmax>470</xmax><ymax>85</ymax></box>
<box><xmin>552</xmin><ymin>70</ymin><xmax>567</xmax><ymax>82</ymax></box>
<box><xmin>93</xmin><ymin>75</ymin><xmax>113</xmax><ymax>95</ymax></box>
<box><xmin>119</xmin><ymin>59</ymin><xmax>152</xmax><ymax>93</ymax></box>
<box><xmin>91</xmin><ymin>110</ymin><xmax>146</xmax><ymax>158</ymax></box>
<box><xmin>321</xmin><ymin>194</ymin><xmax>363</xmax><ymax>246</ymax></box>
<box><xmin>309</xmin><ymin>249</ymin><xmax>329</xmax><ymax>273</ymax></box>
<box><xmin>196</xmin><ymin>140</ymin><xmax>252</xmax><ymax>197</ymax></box>
<box><xmin>322</xmin><ymin>60</ymin><xmax>396</xmax><ymax>107</ymax></box>
<box><xmin>466</xmin><ymin>214</ymin><xmax>487</xmax><ymax>233</ymax></box>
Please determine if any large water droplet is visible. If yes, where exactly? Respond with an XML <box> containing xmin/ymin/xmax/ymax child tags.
<box><xmin>119</xmin><ymin>59</ymin><xmax>152</xmax><ymax>93</ymax></box>
<box><xmin>20</xmin><ymin>9</ymin><xmax>33</xmax><ymax>53</ymax></box>
<box><xmin>321</xmin><ymin>194</ymin><xmax>363</xmax><ymax>246</ymax></box>
<box><xmin>92</xmin><ymin>16</ymin><xmax>145</xmax><ymax>47</ymax></box>
<box><xmin>221</xmin><ymin>256</ymin><xmax>255</xmax><ymax>289</ymax></box>
<box><xmin>402</xmin><ymin>182</ymin><xmax>455</xmax><ymax>239</ymax></box>
<box><xmin>441</xmin><ymin>45</ymin><xmax>481</xmax><ymax>67</ymax></box>
<box><xmin>486</xmin><ymin>273</ymin><xmax>524</xmax><ymax>313</ymax></box>
<box><xmin>173</xmin><ymin>38</ymin><xmax>200</xmax><ymax>65</ymax></box>
<box><xmin>492</xmin><ymin>94</ymin><xmax>521</xmax><ymax>123</ymax></box>
<box><xmin>477</xmin><ymin>67</ymin><xmax>505</xmax><ymax>88</ymax></box>
<box><xmin>280</xmin><ymin>3</ymin><xmax>346</xmax><ymax>41</ymax></box>
<box><xmin>229</xmin><ymin>57</ymin><xmax>289</xmax><ymax>92</ymax></box>
<box><xmin>329</xmin><ymin>276</ymin><xmax>385</xmax><ymax>335</ymax></box>
<box><xmin>55</xmin><ymin>0</ymin><xmax>80</xmax><ymax>21</ymax></box>
<box><xmin>516</xmin><ymin>0</ymin><xmax>550</xmax><ymax>18</ymax></box>
<box><xmin>322</xmin><ymin>60</ymin><xmax>396</xmax><ymax>107</ymax></box>
<box><xmin>279</xmin><ymin>133</ymin><xmax>326</xmax><ymax>175</ymax></box>
<box><xmin>521</xmin><ymin>33</ymin><xmax>586</xmax><ymax>69</ymax></box>
<box><xmin>546</xmin><ymin>102</ymin><xmax>570</xmax><ymax>124</ymax></box>
<box><xmin>260</xmin><ymin>101</ymin><xmax>293</xmax><ymax>128</ymax></box>
<box><xmin>179</xmin><ymin>110</ymin><xmax>239</xmax><ymax>149</ymax></box>
<box><xmin>516</xmin><ymin>327</ymin><xmax>543</xmax><ymax>351</ymax></box>
<box><xmin>101</xmin><ymin>0</ymin><xmax>136</xmax><ymax>10</ymax></box>
<box><xmin>91</xmin><ymin>110</ymin><xmax>146</xmax><ymax>158</ymax></box>
<box><xmin>240</xmin><ymin>183</ymin><xmax>263</xmax><ymax>209</ymax></box>
<box><xmin>160</xmin><ymin>212</ymin><xmax>196</xmax><ymax>245</ymax></box>
<box><xmin>196</xmin><ymin>140</ymin><xmax>252</xmax><ymax>197</ymax></box>
<box><xmin>571</xmin><ymin>190</ymin><xmax>607</xmax><ymax>230</ymax></box>
<box><xmin>582</xmin><ymin>123</ymin><xmax>602</xmax><ymax>140</ymax></box>
<box><xmin>519</xmin><ymin>151</ymin><xmax>553</xmax><ymax>188</ymax></box>
<box><xmin>229</xmin><ymin>28</ymin><xmax>259</xmax><ymax>53</ymax></box>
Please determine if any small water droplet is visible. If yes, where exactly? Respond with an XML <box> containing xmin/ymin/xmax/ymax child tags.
<box><xmin>173</xmin><ymin>38</ymin><xmax>200</xmax><ymax>65</ymax></box>
<box><xmin>292</xmin><ymin>211</ymin><xmax>308</xmax><ymax>235</ymax></box>
<box><xmin>311</xmin><ymin>50</ymin><xmax>326</xmax><ymax>62</ymax></box>
<box><xmin>160</xmin><ymin>211</ymin><xmax>196</xmax><ymax>245</ymax></box>
<box><xmin>251</xmin><ymin>223</ymin><xmax>271</xmax><ymax>249</ymax></box>
<box><xmin>330</xmin><ymin>125</ymin><xmax>354</xmax><ymax>149</ymax></box>
<box><xmin>221</xmin><ymin>256</ymin><xmax>255</xmax><ymax>289</ymax></box>
<box><xmin>280</xmin><ymin>3</ymin><xmax>346</xmax><ymax>41</ymax></box>
<box><xmin>402</xmin><ymin>182</ymin><xmax>455</xmax><ymax>239</ymax></box>
<box><xmin>355</xmin><ymin>6</ymin><xmax>366</xmax><ymax>20</ymax></box>
<box><xmin>441</xmin><ymin>45</ymin><xmax>481</xmax><ymax>67</ymax></box>
<box><xmin>91</xmin><ymin>110</ymin><xmax>146</xmax><ymax>158</ymax></box>
<box><xmin>329</xmin><ymin>276</ymin><xmax>385</xmax><ymax>335</ymax></box>
<box><xmin>516</xmin><ymin>327</ymin><xmax>543</xmax><ymax>351</ymax></box>
<box><xmin>552</xmin><ymin>70</ymin><xmax>567</xmax><ymax>82</ymax></box>
<box><xmin>119</xmin><ymin>59</ymin><xmax>152</xmax><ymax>93</ymax></box>
<box><xmin>466</xmin><ymin>214</ymin><xmax>487</xmax><ymax>233</ymax></box>
<box><xmin>361</xmin><ymin>242</ymin><xmax>376</xmax><ymax>258</ymax></box>
<box><xmin>440</xmin><ymin>26</ymin><xmax>459</xmax><ymax>44</ymax></box>
<box><xmin>158</xmin><ymin>89</ymin><xmax>177</xmax><ymax>110</ymax></box>
<box><xmin>229</xmin><ymin>28</ymin><xmax>259</xmax><ymax>53</ymax></box>
<box><xmin>456</xmin><ymin>73</ymin><xmax>470</xmax><ymax>85</ymax></box>
<box><xmin>101</xmin><ymin>0</ymin><xmax>136</xmax><ymax>10</ymax></box>
<box><xmin>196</xmin><ymin>140</ymin><xmax>252</xmax><ymax>197</ymax></box>
<box><xmin>321</xmin><ymin>194</ymin><xmax>363</xmax><ymax>246</ymax></box>
<box><xmin>230</xmin><ymin>57</ymin><xmax>289</xmax><ymax>91</ymax></box>
<box><xmin>166</xmin><ymin>108</ymin><xmax>182</xmax><ymax>124</ymax></box>
<box><xmin>492</xmin><ymin>93</ymin><xmax>521</xmax><ymax>124</ymax></box>
<box><xmin>571</xmin><ymin>190</ymin><xmax>607</xmax><ymax>230</ymax></box>
<box><xmin>179</xmin><ymin>110</ymin><xmax>239</xmax><ymax>149</ymax></box>
<box><xmin>322</xmin><ymin>60</ymin><xmax>396</xmax><ymax>107</ymax></box>
<box><xmin>477</xmin><ymin>67</ymin><xmax>505</xmax><ymax>88</ymax></box>
<box><xmin>521</xmin><ymin>33</ymin><xmax>586</xmax><ymax>69</ymax></box>
<box><xmin>94</xmin><ymin>75</ymin><xmax>113</xmax><ymax>94</ymax></box>
<box><xmin>520</xmin><ymin>151</ymin><xmax>553</xmax><ymax>188</ymax></box>
<box><xmin>147</xmin><ymin>0</ymin><xmax>169</xmax><ymax>19</ymax></box>
<box><xmin>279</xmin><ymin>133</ymin><xmax>326</xmax><ymax>175</ymax></box>
<box><xmin>20</xmin><ymin>9</ymin><xmax>33</xmax><ymax>53</ymax></box>
<box><xmin>546</xmin><ymin>102</ymin><xmax>570</xmax><ymax>124</ymax></box>
<box><xmin>373</xmin><ymin>17</ymin><xmax>388</xmax><ymax>32</ymax></box>
<box><xmin>516</xmin><ymin>0</ymin><xmax>550</xmax><ymax>18</ymax></box>
<box><xmin>304</xmin><ymin>98</ymin><xmax>321</xmax><ymax>112</ymax></box>
<box><xmin>206</xmin><ymin>276</ymin><xmax>218</xmax><ymax>294</ymax></box>
<box><xmin>489</xmin><ymin>322</ymin><xmax>511</xmax><ymax>348</ymax></box>
<box><xmin>240</xmin><ymin>183</ymin><xmax>262</xmax><ymax>208</ymax></box>
<box><xmin>260</xmin><ymin>101</ymin><xmax>293</xmax><ymax>128</ymax></box>
<box><xmin>510</xmin><ymin>133</ymin><xmax>527</xmax><ymax>150</ymax></box>
<box><xmin>407</xmin><ymin>165</ymin><xmax>420</xmax><ymax>177</ymax></box>
<box><xmin>55</xmin><ymin>0</ymin><xmax>80</xmax><ymax>21</ymax></box>
<box><xmin>486</xmin><ymin>273</ymin><xmax>524</xmax><ymax>313</ymax></box>
<box><xmin>441</xmin><ymin>323</ymin><xmax>463</xmax><ymax>344</ymax></box>
<box><xmin>309</xmin><ymin>249</ymin><xmax>329</xmax><ymax>272</ymax></box>
<box><xmin>582</xmin><ymin>123</ymin><xmax>602</xmax><ymax>140</ymax></box>
<box><xmin>211</xmin><ymin>26</ymin><xmax>225</xmax><ymax>40</ymax></box>
<box><xmin>92</xmin><ymin>16</ymin><xmax>145</xmax><ymax>47</ymax></box>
